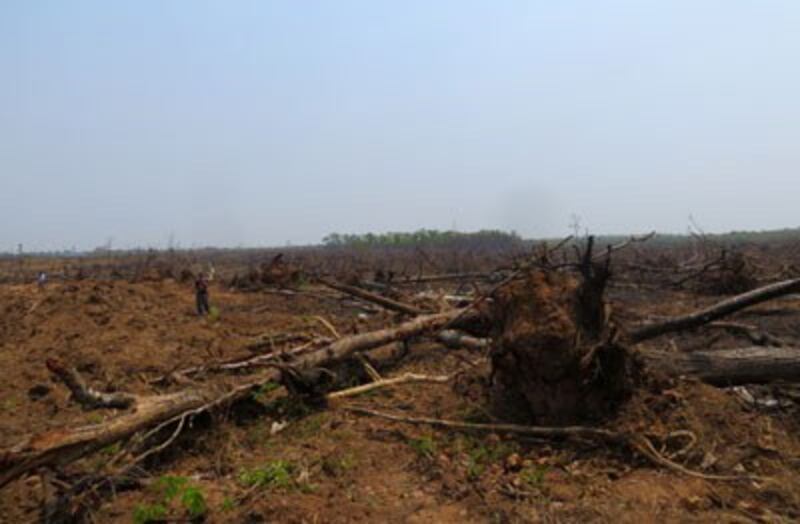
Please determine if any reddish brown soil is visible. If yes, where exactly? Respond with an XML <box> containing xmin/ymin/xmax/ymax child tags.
<box><xmin>1</xmin><ymin>259</ymin><xmax>800</xmax><ymax>522</ymax></box>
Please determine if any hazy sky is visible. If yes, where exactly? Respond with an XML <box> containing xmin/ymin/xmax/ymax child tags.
<box><xmin>2</xmin><ymin>1</ymin><xmax>799</xmax><ymax>251</ymax></box>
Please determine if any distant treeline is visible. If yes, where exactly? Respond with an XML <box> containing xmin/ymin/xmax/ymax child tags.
<box><xmin>3</xmin><ymin>227</ymin><xmax>798</xmax><ymax>258</ymax></box>
<box><xmin>590</xmin><ymin>228</ymin><xmax>800</xmax><ymax>248</ymax></box>
<box><xmin>322</xmin><ymin>229</ymin><xmax>523</xmax><ymax>249</ymax></box>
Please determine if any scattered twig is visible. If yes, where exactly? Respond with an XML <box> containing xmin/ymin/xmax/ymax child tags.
<box><xmin>327</xmin><ymin>373</ymin><xmax>451</xmax><ymax>400</ymax></box>
<box><xmin>312</xmin><ymin>315</ymin><xmax>341</xmax><ymax>340</ymax></box>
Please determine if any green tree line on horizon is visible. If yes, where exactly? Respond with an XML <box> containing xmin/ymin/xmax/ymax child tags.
<box><xmin>321</xmin><ymin>229</ymin><xmax>523</xmax><ymax>249</ymax></box>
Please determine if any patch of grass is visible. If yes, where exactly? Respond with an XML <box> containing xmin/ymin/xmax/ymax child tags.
<box><xmin>181</xmin><ymin>486</ymin><xmax>207</xmax><ymax>518</ymax></box>
<box><xmin>239</xmin><ymin>460</ymin><xmax>295</xmax><ymax>490</ymax></box>
<box><xmin>321</xmin><ymin>453</ymin><xmax>357</xmax><ymax>477</ymax></box>
<box><xmin>133</xmin><ymin>503</ymin><xmax>167</xmax><ymax>524</ymax></box>
<box><xmin>408</xmin><ymin>435</ymin><xmax>438</xmax><ymax>459</ymax></box>
<box><xmin>156</xmin><ymin>475</ymin><xmax>188</xmax><ymax>502</ymax></box>
<box><xmin>289</xmin><ymin>412</ymin><xmax>326</xmax><ymax>438</ymax></box>
<box><xmin>132</xmin><ymin>475</ymin><xmax>207</xmax><ymax>522</ymax></box>
<box><xmin>450</xmin><ymin>434</ymin><xmax>520</xmax><ymax>481</ymax></box>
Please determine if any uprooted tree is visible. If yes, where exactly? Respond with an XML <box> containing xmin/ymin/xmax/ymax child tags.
<box><xmin>488</xmin><ymin>240</ymin><xmax>639</xmax><ymax>424</ymax></box>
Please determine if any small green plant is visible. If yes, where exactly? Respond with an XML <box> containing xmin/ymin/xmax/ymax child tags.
<box><xmin>466</xmin><ymin>453</ymin><xmax>485</xmax><ymax>480</ymax></box>
<box><xmin>520</xmin><ymin>464</ymin><xmax>548</xmax><ymax>487</ymax></box>
<box><xmin>157</xmin><ymin>475</ymin><xmax>188</xmax><ymax>502</ymax></box>
<box><xmin>220</xmin><ymin>496</ymin><xmax>237</xmax><ymax>512</ymax></box>
<box><xmin>321</xmin><ymin>453</ymin><xmax>356</xmax><ymax>477</ymax></box>
<box><xmin>181</xmin><ymin>486</ymin><xmax>207</xmax><ymax>518</ymax></box>
<box><xmin>408</xmin><ymin>435</ymin><xmax>437</xmax><ymax>459</ymax></box>
<box><xmin>100</xmin><ymin>441</ymin><xmax>121</xmax><ymax>456</ymax></box>
<box><xmin>239</xmin><ymin>460</ymin><xmax>295</xmax><ymax>490</ymax></box>
<box><xmin>251</xmin><ymin>381</ymin><xmax>280</xmax><ymax>403</ymax></box>
<box><xmin>133</xmin><ymin>503</ymin><xmax>167</xmax><ymax>524</ymax></box>
<box><xmin>133</xmin><ymin>475</ymin><xmax>206</xmax><ymax>522</ymax></box>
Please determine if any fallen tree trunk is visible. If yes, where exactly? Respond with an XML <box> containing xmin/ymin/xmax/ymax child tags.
<box><xmin>641</xmin><ymin>346</ymin><xmax>800</xmax><ymax>386</ymax></box>
<box><xmin>0</xmin><ymin>389</ymin><xmax>214</xmax><ymax>489</ymax></box>
<box><xmin>0</xmin><ymin>309</ymin><xmax>468</xmax><ymax>489</ymax></box>
<box><xmin>394</xmin><ymin>272</ymin><xmax>494</xmax><ymax>284</ymax></box>
<box><xmin>629</xmin><ymin>278</ymin><xmax>800</xmax><ymax>343</ymax></box>
<box><xmin>436</xmin><ymin>332</ymin><xmax>800</xmax><ymax>387</ymax></box>
<box><xmin>318</xmin><ymin>277</ymin><xmax>425</xmax><ymax>316</ymax></box>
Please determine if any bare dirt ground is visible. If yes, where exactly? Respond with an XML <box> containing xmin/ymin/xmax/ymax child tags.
<box><xmin>2</xmin><ymin>243</ymin><xmax>800</xmax><ymax>523</ymax></box>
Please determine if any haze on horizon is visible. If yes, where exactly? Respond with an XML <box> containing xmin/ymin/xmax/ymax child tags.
<box><xmin>2</xmin><ymin>1</ymin><xmax>799</xmax><ymax>252</ymax></box>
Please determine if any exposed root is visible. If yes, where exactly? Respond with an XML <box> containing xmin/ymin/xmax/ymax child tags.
<box><xmin>344</xmin><ymin>407</ymin><xmax>761</xmax><ymax>481</ymax></box>
<box><xmin>343</xmin><ymin>406</ymin><xmax>621</xmax><ymax>441</ymax></box>
<box><xmin>629</xmin><ymin>434</ymin><xmax>761</xmax><ymax>482</ymax></box>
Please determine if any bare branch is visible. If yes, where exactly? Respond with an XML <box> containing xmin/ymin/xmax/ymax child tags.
<box><xmin>629</xmin><ymin>278</ymin><xmax>800</xmax><ymax>343</ymax></box>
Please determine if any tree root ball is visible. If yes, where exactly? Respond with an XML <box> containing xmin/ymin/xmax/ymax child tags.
<box><xmin>488</xmin><ymin>270</ymin><xmax>641</xmax><ymax>425</ymax></box>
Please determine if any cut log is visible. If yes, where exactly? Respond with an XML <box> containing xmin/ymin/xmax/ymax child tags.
<box><xmin>0</xmin><ymin>309</ymin><xmax>468</xmax><ymax>489</ymax></box>
<box><xmin>629</xmin><ymin>278</ymin><xmax>800</xmax><ymax>343</ymax></box>
<box><xmin>641</xmin><ymin>346</ymin><xmax>800</xmax><ymax>386</ymax></box>
<box><xmin>318</xmin><ymin>277</ymin><xmax>425</xmax><ymax>316</ymax></box>
<box><xmin>46</xmin><ymin>359</ymin><xmax>135</xmax><ymax>410</ymax></box>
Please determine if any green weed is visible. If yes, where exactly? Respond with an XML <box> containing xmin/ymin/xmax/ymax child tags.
<box><xmin>520</xmin><ymin>464</ymin><xmax>548</xmax><ymax>487</ymax></box>
<box><xmin>132</xmin><ymin>503</ymin><xmax>167</xmax><ymax>524</ymax></box>
<box><xmin>132</xmin><ymin>475</ymin><xmax>206</xmax><ymax>522</ymax></box>
<box><xmin>321</xmin><ymin>453</ymin><xmax>356</xmax><ymax>477</ymax></box>
<box><xmin>239</xmin><ymin>460</ymin><xmax>295</xmax><ymax>490</ymax></box>
<box><xmin>181</xmin><ymin>486</ymin><xmax>207</xmax><ymax>518</ymax></box>
<box><xmin>220</xmin><ymin>496</ymin><xmax>237</xmax><ymax>512</ymax></box>
<box><xmin>408</xmin><ymin>435</ymin><xmax>437</xmax><ymax>459</ymax></box>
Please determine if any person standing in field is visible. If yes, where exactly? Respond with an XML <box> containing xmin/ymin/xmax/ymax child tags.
<box><xmin>195</xmin><ymin>273</ymin><xmax>210</xmax><ymax>316</ymax></box>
